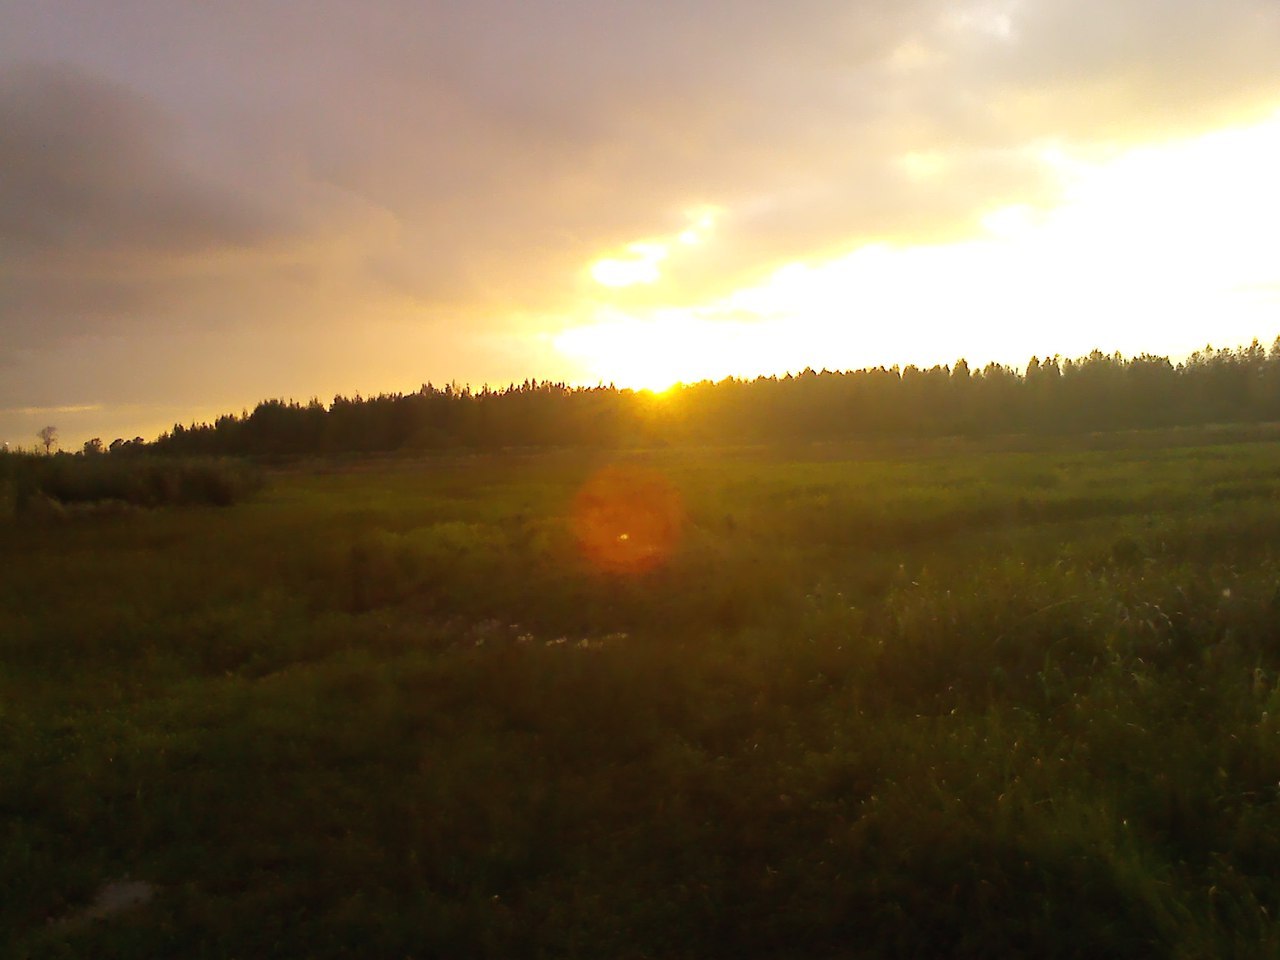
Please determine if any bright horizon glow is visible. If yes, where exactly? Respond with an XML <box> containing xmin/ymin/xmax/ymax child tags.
<box><xmin>559</xmin><ymin>111</ymin><xmax>1280</xmax><ymax>390</ymax></box>
<box><xmin>555</xmin><ymin>312</ymin><xmax>725</xmax><ymax>392</ymax></box>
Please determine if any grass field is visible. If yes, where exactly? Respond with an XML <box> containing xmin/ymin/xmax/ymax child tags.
<box><xmin>5</xmin><ymin>432</ymin><xmax>1280</xmax><ymax>957</ymax></box>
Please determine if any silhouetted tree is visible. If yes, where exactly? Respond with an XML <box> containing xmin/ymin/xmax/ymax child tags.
<box><xmin>38</xmin><ymin>426</ymin><xmax>57</xmax><ymax>454</ymax></box>
<box><xmin>144</xmin><ymin>335</ymin><xmax>1280</xmax><ymax>459</ymax></box>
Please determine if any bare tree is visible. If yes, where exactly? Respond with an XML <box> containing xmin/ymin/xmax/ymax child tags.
<box><xmin>38</xmin><ymin>425</ymin><xmax>58</xmax><ymax>454</ymax></box>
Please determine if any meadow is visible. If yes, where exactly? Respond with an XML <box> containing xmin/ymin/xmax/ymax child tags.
<box><xmin>5</xmin><ymin>430</ymin><xmax>1280</xmax><ymax>957</ymax></box>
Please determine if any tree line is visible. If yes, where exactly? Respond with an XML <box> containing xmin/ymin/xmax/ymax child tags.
<box><xmin>83</xmin><ymin>337</ymin><xmax>1280</xmax><ymax>457</ymax></box>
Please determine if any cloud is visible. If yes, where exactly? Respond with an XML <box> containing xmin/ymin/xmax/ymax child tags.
<box><xmin>6</xmin><ymin>2</ymin><xmax>1279</xmax><ymax>320</ymax></box>
<box><xmin>0</xmin><ymin>65</ymin><xmax>256</xmax><ymax>336</ymax></box>
<box><xmin>0</xmin><ymin>403</ymin><xmax>101</xmax><ymax>416</ymax></box>
<box><xmin>0</xmin><ymin>0</ymin><xmax>1278</xmax><ymax>443</ymax></box>
<box><xmin>0</xmin><ymin>64</ymin><xmax>269</xmax><ymax>253</ymax></box>
<box><xmin>0</xmin><ymin>62</ymin><xmax>402</xmax><ymax>344</ymax></box>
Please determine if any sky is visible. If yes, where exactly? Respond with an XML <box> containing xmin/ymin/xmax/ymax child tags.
<box><xmin>2</xmin><ymin>0</ymin><xmax>1279</xmax><ymax>448</ymax></box>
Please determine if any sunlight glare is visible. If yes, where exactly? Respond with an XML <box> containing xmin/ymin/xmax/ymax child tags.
<box><xmin>588</xmin><ymin>207</ymin><xmax>721</xmax><ymax>288</ymax></box>
<box><xmin>591</xmin><ymin>243</ymin><xmax>668</xmax><ymax>288</ymax></box>
<box><xmin>562</xmin><ymin>111</ymin><xmax>1280</xmax><ymax>385</ymax></box>
<box><xmin>900</xmin><ymin>150</ymin><xmax>949</xmax><ymax>181</ymax></box>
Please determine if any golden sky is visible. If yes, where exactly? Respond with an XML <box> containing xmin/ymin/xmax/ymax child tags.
<box><xmin>2</xmin><ymin>0</ymin><xmax>1279</xmax><ymax>445</ymax></box>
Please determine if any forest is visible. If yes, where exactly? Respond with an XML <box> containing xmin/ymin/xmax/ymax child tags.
<box><xmin>129</xmin><ymin>338</ymin><xmax>1280</xmax><ymax>458</ymax></box>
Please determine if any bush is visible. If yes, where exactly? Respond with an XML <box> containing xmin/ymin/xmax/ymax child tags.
<box><xmin>12</xmin><ymin>455</ymin><xmax>264</xmax><ymax>517</ymax></box>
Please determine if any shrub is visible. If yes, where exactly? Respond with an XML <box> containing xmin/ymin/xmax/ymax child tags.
<box><xmin>12</xmin><ymin>455</ymin><xmax>264</xmax><ymax>517</ymax></box>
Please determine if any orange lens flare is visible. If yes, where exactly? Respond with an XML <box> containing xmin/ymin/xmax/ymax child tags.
<box><xmin>571</xmin><ymin>466</ymin><xmax>684</xmax><ymax>574</ymax></box>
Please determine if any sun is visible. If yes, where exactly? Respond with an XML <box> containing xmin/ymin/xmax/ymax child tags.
<box><xmin>554</xmin><ymin>316</ymin><xmax>691</xmax><ymax>392</ymax></box>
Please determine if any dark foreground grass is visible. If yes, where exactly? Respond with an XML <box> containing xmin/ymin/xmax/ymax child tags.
<box><xmin>4</xmin><ymin>435</ymin><xmax>1280</xmax><ymax>957</ymax></box>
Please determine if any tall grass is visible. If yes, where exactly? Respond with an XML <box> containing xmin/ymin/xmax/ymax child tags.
<box><xmin>4</xmin><ymin>432</ymin><xmax>1280</xmax><ymax>957</ymax></box>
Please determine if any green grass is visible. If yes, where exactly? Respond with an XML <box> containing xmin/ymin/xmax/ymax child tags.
<box><xmin>5</xmin><ymin>434</ymin><xmax>1280</xmax><ymax>957</ymax></box>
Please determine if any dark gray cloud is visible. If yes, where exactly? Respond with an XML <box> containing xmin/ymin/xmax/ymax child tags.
<box><xmin>0</xmin><ymin>64</ymin><xmax>267</xmax><ymax>253</ymax></box>
<box><xmin>0</xmin><ymin>61</ymin><xmax>400</xmax><ymax>343</ymax></box>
